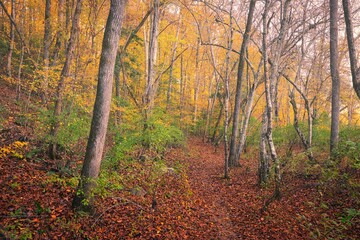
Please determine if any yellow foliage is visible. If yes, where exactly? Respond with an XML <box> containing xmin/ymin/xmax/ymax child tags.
<box><xmin>0</xmin><ymin>141</ymin><xmax>29</xmax><ymax>159</ymax></box>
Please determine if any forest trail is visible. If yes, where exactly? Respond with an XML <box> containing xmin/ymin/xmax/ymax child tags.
<box><xmin>182</xmin><ymin>137</ymin><xmax>313</xmax><ymax>239</ymax></box>
<box><xmin>186</xmin><ymin>138</ymin><xmax>238</xmax><ymax>239</ymax></box>
<box><xmin>1</xmin><ymin>82</ymin><xmax>358</xmax><ymax>239</ymax></box>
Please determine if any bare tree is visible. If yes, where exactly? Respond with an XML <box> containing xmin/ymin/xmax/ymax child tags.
<box><xmin>229</xmin><ymin>0</ymin><xmax>257</xmax><ymax>167</ymax></box>
<box><xmin>264</xmin><ymin>0</ymin><xmax>292</xmax><ymax>201</ymax></box>
<box><xmin>73</xmin><ymin>0</ymin><xmax>127</xmax><ymax>212</ymax></box>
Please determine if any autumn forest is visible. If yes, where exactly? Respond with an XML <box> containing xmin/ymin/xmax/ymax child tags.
<box><xmin>0</xmin><ymin>0</ymin><xmax>360</xmax><ymax>239</ymax></box>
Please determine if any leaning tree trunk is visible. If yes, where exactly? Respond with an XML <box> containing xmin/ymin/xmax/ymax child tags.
<box><xmin>342</xmin><ymin>0</ymin><xmax>360</xmax><ymax>100</ymax></box>
<box><xmin>72</xmin><ymin>0</ymin><xmax>127</xmax><ymax>212</ymax></box>
<box><xmin>49</xmin><ymin>0</ymin><xmax>83</xmax><ymax>159</ymax></box>
<box><xmin>330</xmin><ymin>0</ymin><xmax>340</xmax><ymax>154</ymax></box>
<box><xmin>229</xmin><ymin>0</ymin><xmax>256</xmax><ymax>167</ymax></box>
<box><xmin>235</xmin><ymin>59</ymin><xmax>263</xmax><ymax>162</ymax></box>
<box><xmin>289</xmin><ymin>91</ymin><xmax>314</xmax><ymax>162</ymax></box>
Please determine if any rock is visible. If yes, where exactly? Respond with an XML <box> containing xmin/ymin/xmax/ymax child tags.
<box><xmin>130</xmin><ymin>187</ymin><xmax>146</xmax><ymax>197</ymax></box>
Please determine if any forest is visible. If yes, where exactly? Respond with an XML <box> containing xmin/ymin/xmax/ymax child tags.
<box><xmin>0</xmin><ymin>0</ymin><xmax>360</xmax><ymax>239</ymax></box>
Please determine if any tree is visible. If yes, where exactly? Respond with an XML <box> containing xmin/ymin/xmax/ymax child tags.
<box><xmin>223</xmin><ymin>0</ymin><xmax>234</xmax><ymax>179</ymax></box>
<box><xmin>6</xmin><ymin>0</ymin><xmax>15</xmax><ymax>77</ymax></box>
<box><xmin>263</xmin><ymin>0</ymin><xmax>292</xmax><ymax>200</ymax></box>
<box><xmin>329</xmin><ymin>0</ymin><xmax>340</xmax><ymax>153</ymax></box>
<box><xmin>342</xmin><ymin>0</ymin><xmax>360</xmax><ymax>100</ymax></box>
<box><xmin>51</xmin><ymin>0</ymin><xmax>65</xmax><ymax>66</ymax></box>
<box><xmin>228</xmin><ymin>0</ymin><xmax>256</xmax><ymax>167</ymax></box>
<box><xmin>42</xmin><ymin>0</ymin><xmax>51</xmax><ymax>103</ymax></box>
<box><xmin>49</xmin><ymin>0</ymin><xmax>83</xmax><ymax>159</ymax></box>
<box><xmin>143</xmin><ymin>0</ymin><xmax>160</xmax><ymax>128</ymax></box>
<box><xmin>73</xmin><ymin>0</ymin><xmax>127</xmax><ymax>211</ymax></box>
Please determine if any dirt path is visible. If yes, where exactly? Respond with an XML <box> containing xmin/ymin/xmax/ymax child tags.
<box><xmin>184</xmin><ymin>137</ymin><xmax>314</xmax><ymax>239</ymax></box>
<box><xmin>187</xmin><ymin>138</ymin><xmax>239</xmax><ymax>239</ymax></box>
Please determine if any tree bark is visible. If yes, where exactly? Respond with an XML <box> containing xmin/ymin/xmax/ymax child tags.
<box><xmin>143</xmin><ymin>0</ymin><xmax>160</xmax><ymax>127</ymax></box>
<box><xmin>282</xmin><ymin>73</ymin><xmax>314</xmax><ymax>162</ymax></box>
<box><xmin>342</xmin><ymin>0</ymin><xmax>360</xmax><ymax>100</ymax></box>
<box><xmin>73</xmin><ymin>0</ymin><xmax>127</xmax><ymax>212</ymax></box>
<box><xmin>289</xmin><ymin>91</ymin><xmax>314</xmax><ymax>162</ymax></box>
<box><xmin>7</xmin><ymin>0</ymin><xmax>15</xmax><ymax>77</ymax></box>
<box><xmin>330</xmin><ymin>0</ymin><xmax>340</xmax><ymax>154</ymax></box>
<box><xmin>51</xmin><ymin>0</ymin><xmax>65</xmax><ymax>66</ymax></box>
<box><xmin>42</xmin><ymin>0</ymin><xmax>52</xmax><ymax>103</ymax></box>
<box><xmin>49</xmin><ymin>0</ymin><xmax>83</xmax><ymax>159</ymax></box>
<box><xmin>259</xmin><ymin>113</ymin><xmax>269</xmax><ymax>185</ymax></box>
<box><xmin>235</xmin><ymin>58</ymin><xmax>263</xmax><ymax>162</ymax></box>
<box><xmin>166</xmin><ymin>16</ymin><xmax>181</xmax><ymax>111</ymax></box>
<box><xmin>193</xmin><ymin>38</ymin><xmax>201</xmax><ymax>123</ymax></box>
<box><xmin>263</xmin><ymin>0</ymin><xmax>288</xmax><ymax>200</ymax></box>
<box><xmin>229</xmin><ymin>0</ymin><xmax>256</xmax><ymax>167</ymax></box>
<box><xmin>223</xmin><ymin>0</ymin><xmax>234</xmax><ymax>179</ymax></box>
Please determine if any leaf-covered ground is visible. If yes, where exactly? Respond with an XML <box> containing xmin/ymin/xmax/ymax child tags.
<box><xmin>1</xmin><ymin>80</ymin><xmax>359</xmax><ymax>239</ymax></box>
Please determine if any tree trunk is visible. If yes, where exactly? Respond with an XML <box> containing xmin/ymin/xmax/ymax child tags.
<box><xmin>289</xmin><ymin>91</ymin><xmax>314</xmax><ymax>162</ymax></box>
<box><xmin>180</xmin><ymin>53</ymin><xmax>184</xmax><ymax>122</ymax></box>
<box><xmin>204</xmin><ymin>71</ymin><xmax>215</xmax><ymax>141</ymax></box>
<box><xmin>143</xmin><ymin>0</ymin><xmax>160</xmax><ymax>126</ymax></box>
<box><xmin>342</xmin><ymin>0</ymin><xmax>360</xmax><ymax>100</ymax></box>
<box><xmin>223</xmin><ymin>0</ymin><xmax>234</xmax><ymax>179</ymax></box>
<box><xmin>166</xmin><ymin>16</ymin><xmax>181</xmax><ymax>111</ymax></box>
<box><xmin>7</xmin><ymin>0</ymin><xmax>15</xmax><ymax>77</ymax></box>
<box><xmin>235</xmin><ymin>59</ymin><xmax>263</xmax><ymax>162</ymax></box>
<box><xmin>72</xmin><ymin>0</ymin><xmax>127</xmax><ymax>212</ymax></box>
<box><xmin>193</xmin><ymin>38</ymin><xmax>201</xmax><ymax>123</ymax></box>
<box><xmin>16</xmin><ymin>45</ymin><xmax>24</xmax><ymax>101</ymax></box>
<box><xmin>330</xmin><ymin>0</ymin><xmax>340</xmax><ymax>154</ymax></box>
<box><xmin>229</xmin><ymin>0</ymin><xmax>256</xmax><ymax>167</ymax></box>
<box><xmin>259</xmin><ymin>113</ymin><xmax>269</xmax><ymax>185</ymax></box>
<box><xmin>49</xmin><ymin>0</ymin><xmax>83</xmax><ymax>159</ymax></box>
<box><xmin>114</xmin><ymin>53</ymin><xmax>122</xmax><ymax>126</ymax></box>
<box><xmin>263</xmin><ymin>0</ymin><xmax>286</xmax><ymax>200</ymax></box>
<box><xmin>42</xmin><ymin>0</ymin><xmax>51</xmax><ymax>103</ymax></box>
<box><xmin>51</xmin><ymin>0</ymin><xmax>65</xmax><ymax>66</ymax></box>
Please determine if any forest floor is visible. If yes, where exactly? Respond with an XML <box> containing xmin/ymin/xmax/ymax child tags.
<box><xmin>0</xmin><ymin>80</ymin><xmax>359</xmax><ymax>239</ymax></box>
